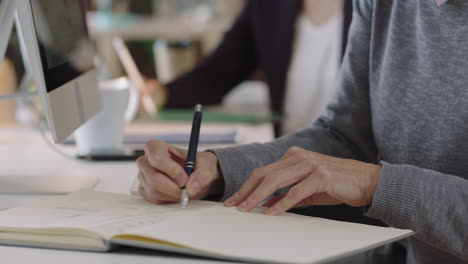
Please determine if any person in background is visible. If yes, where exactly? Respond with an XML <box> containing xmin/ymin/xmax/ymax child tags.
<box><xmin>150</xmin><ymin>0</ymin><xmax>352</xmax><ymax>136</ymax></box>
<box><xmin>138</xmin><ymin>0</ymin><xmax>468</xmax><ymax>263</ymax></box>
<box><xmin>0</xmin><ymin>40</ymin><xmax>25</xmax><ymax>124</ymax></box>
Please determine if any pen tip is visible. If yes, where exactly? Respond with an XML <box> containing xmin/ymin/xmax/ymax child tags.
<box><xmin>195</xmin><ymin>104</ymin><xmax>203</xmax><ymax>112</ymax></box>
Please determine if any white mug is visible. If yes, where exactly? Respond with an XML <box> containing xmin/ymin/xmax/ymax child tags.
<box><xmin>74</xmin><ymin>77</ymin><xmax>139</xmax><ymax>155</ymax></box>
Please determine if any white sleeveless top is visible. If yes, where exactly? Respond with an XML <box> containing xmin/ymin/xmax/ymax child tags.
<box><xmin>282</xmin><ymin>15</ymin><xmax>343</xmax><ymax>135</ymax></box>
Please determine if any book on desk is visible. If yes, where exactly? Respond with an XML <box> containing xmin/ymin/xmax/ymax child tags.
<box><xmin>0</xmin><ymin>191</ymin><xmax>413</xmax><ymax>264</ymax></box>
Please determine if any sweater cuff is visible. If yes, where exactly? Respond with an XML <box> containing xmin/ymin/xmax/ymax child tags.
<box><xmin>366</xmin><ymin>161</ymin><xmax>419</xmax><ymax>229</ymax></box>
<box><xmin>210</xmin><ymin>147</ymin><xmax>251</xmax><ymax>201</ymax></box>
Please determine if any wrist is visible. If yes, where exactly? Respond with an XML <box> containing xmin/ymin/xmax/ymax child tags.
<box><xmin>365</xmin><ymin>164</ymin><xmax>382</xmax><ymax>206</ymax></box>
<box><xmin>206</xmin><ymin>151</ymin><xmax>225</xmax><ymax>197</ymax></box>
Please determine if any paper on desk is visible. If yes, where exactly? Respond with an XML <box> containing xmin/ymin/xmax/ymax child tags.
<box><xmin>0</xmin><ymin>191</ymin><xmax>413</xmax><ymax>264</ymax></box>
<box><xmin>0</xmin><ymin>191</ymin><xmax>195</xmax><ymax>239</ymax></box>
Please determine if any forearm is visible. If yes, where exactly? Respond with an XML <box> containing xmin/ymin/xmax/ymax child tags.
<box><xmin>366</xmin><ymin>162</ymin><xmax>468</xmax><ymax>260</ymax></box>
<box><xmin>165</xmin><ymin>68</ymin><xmax>235</xmax><ymax>108</ymax></box>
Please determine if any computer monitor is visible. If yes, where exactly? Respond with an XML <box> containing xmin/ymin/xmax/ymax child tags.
<box><xmin>0</xmin><ymin>0</ymin><xmax>101</xmax><ymax>194</ymax></box>
<box><xmin>0</xmin><ymin>0</ymin><xmax>101</xmax><ymax>143</ymax></box>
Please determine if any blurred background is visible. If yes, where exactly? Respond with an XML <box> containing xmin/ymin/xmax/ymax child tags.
<box><xmin>1</xmin><ymin>0</ymin><xmax>349</xmax><ymax>139</ymax></box>
<box><xmin>87</xmin><ymin>0</ymin><xmax>245</xmax><ymax>79</ymax></box>
<box><xmin>0</xmin><ymin>0</ymin><xmax>248</xmax><ymax>124</ymax></box>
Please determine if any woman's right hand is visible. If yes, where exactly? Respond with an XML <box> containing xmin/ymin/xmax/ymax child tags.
<box><xmin>137</xmin><ymin>140</ymin><xmax>224</xmax><ymax>204</ymax></box>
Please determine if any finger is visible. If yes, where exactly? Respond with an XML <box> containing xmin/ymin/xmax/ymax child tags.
<box><xmin>139</xmin><ymin>185</ymin><xmax>177</xmax><ymax>204</ymax></box>
<box><xmin>138</xmin><ymin>170</ymin><xmax>181</xmax><ymax>200</ymax></box>
<box><xmin>237</xmin><ymin>175</ymin><xmax>288</xmax><ymax>212</ymax></box>
<box><xmin>264</xmin><ymin>193</ymin><xmax>340</xmax><ymax>212</ymax></box>
<box><xmin>137</xmin><ymin>157</ymin><xmax>182</xmax><ymax>199</ymax></box>
<box><xmin>223</xmin><ymin>171</ymin><xmax>263</xmax><ymax>207</ymax></box>
<box><xmin>236</xmin><ymin>158</ymin><xmax>320</xmax><ymax>212</ymax></box>
<box><xmin>137</xmin><ymin>171</ymin><xmax>149</xmax><ymax>187</ymax></box>
<box><xmin>264</xmin><ymin>183</ymin><xmax>314</xmax><ymax>216</ymax></box>
<box><xmin>168</xmin><ymin>146</ymin><xmax>187</xmax><ymax>163</ymax></box>
<box><xmin>144</xmin><ymin>144</ymin><xmax>187</xmax><ymax>187</ymax></box>
<box><xmin>144</xmin><ymin>141</ymin><xmax>188</xmax><ymax>187</ymax></box>
<box><xmin>265</xmin><ymin>166</ymin><xmax>330</xmax><ymax>216</ymax></box>
<box><xmin>224</xmin><ymin>156</ymin><xmax>300</xmax><ymax>207</ymax></box>
<box><xmin>263</xmin><ymin>192</ymin><xmax>340</xmax><ymax>209</ymax></box>
<box><xmin>139</xmin><ymin>183</ymin><xmax>178</xmax><ymax>203</ymax></box>
<box><xmin>185</xmin><ymin>168</ymin><xmax>213</xmax><ymax>198</ymax></box>
<box><xmin>263</xmin><ymin>194</ymin><xmax>286</xmax><ymax>207</ymax></box>
<box><xmin>147</xmin><ymin>189</ymin><xmax>179</xmax><ymax>203</ymax></box>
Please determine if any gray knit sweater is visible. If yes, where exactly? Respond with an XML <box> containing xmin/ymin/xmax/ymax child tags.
<box><xmin>212</xmin><ymin>0</ymin><xmax>468</xmax><ymax>263</ymax></box>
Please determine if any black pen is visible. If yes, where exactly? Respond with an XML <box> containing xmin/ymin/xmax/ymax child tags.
<box><xmin>180</xmin><ymin>104</ymin><xmax>203</xmax><ymax>207</ymax></box>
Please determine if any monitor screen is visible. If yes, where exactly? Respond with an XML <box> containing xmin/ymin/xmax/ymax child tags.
<box><xmin>30</xmin><ymin>0</ymin><xmax>95</xmax><ymax>93</ymax></box>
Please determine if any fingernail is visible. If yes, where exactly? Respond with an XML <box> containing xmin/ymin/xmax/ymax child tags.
<box><xmin>188</xmin><ymin>181</ymin><xmax>200</xmax><ymax>196</ymax></box>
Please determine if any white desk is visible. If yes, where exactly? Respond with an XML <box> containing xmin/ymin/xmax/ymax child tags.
<box><xmin>0</xmin><ymin>122</ymin><xmax>274</xmax><ymax>264</ymax></box>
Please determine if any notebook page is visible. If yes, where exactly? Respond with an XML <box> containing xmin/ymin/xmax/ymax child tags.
<box><xmin>0</xmin><ymin>191</ymin><xmax>413</xmax><ymax>263</ymax></box>
<box><xmin>123</xmin><ymin>201</ymin><xmax>413</xmax><ymax>264</ymax></box>
<box><xmin>0</xmin><ymin>191</ymin><xmax>207</xmax><ymax>239</ymax></box>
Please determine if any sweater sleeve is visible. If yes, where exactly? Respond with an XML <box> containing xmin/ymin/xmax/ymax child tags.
<box><xmin>164</xmin><ymin>1</ymin><xmax>257</xmax><ymax>108</ymax></box>
<box><xmin>213</xmin><ymin>0</ymin><xmax>468</xmax><ymax>261</ymax></box>
<box><xmin>366</xmin><ymin>162</ymin><xmax>468</xmax><ymax>260</ymax></box>
<box><xmin>213</xmin><ymin>0</ymin><xmax>377</xmax><ymax>201</ymax></box>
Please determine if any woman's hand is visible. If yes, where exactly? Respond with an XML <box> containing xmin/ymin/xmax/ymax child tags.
<box><xmin>143</xmin><ymin>78</ymin><xmax>168</xmax><ymax>110</ymax></box>
<box><xmin>224</xmin><ymin>146</ymin><xmax>381</xmax><ymax>216</ymax></box>
<box><xmin>137</xmin><ymin>140</ymin><xmax>224</xmax><ymax>204</ymax></box>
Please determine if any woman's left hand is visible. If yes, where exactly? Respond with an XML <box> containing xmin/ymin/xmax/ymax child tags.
<box><xmin>224</xmin><ymin>146</ymin><xmax>382</xmax><ymax>216</ymax></box>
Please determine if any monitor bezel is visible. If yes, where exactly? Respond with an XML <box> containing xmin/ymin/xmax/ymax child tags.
<box><xmin>30</xmin><ymin>0</ymin><xmax>92</xmax><ymax>92</ymax></box>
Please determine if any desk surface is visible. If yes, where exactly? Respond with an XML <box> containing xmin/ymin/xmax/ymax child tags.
<box><xmin>0</xmin><ymin>122</ymin><xmax>273</xmax><ymax>264</ymax></box>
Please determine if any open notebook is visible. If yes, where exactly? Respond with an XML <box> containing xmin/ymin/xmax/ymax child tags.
<box><xmin>0</xmin><ymin>191</ymin><xmax>413</xmax><ymax>264</ymax></box>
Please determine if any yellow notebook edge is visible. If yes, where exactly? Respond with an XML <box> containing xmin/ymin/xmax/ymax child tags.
<box><xmin>0</xmin><ymin>228</ymin><xmax>110</xmax><ymax>252</ymax></box>
<box><xmin>0</xmin><ymin>235</ymin><xmax>110</xmax><ymax>252</ymax></box>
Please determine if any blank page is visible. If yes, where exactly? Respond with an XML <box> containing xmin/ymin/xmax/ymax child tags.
<box><xmin>0</xmin><ymin>191</ymin><xmax>413</xmax><ymax>263</ymax></box>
